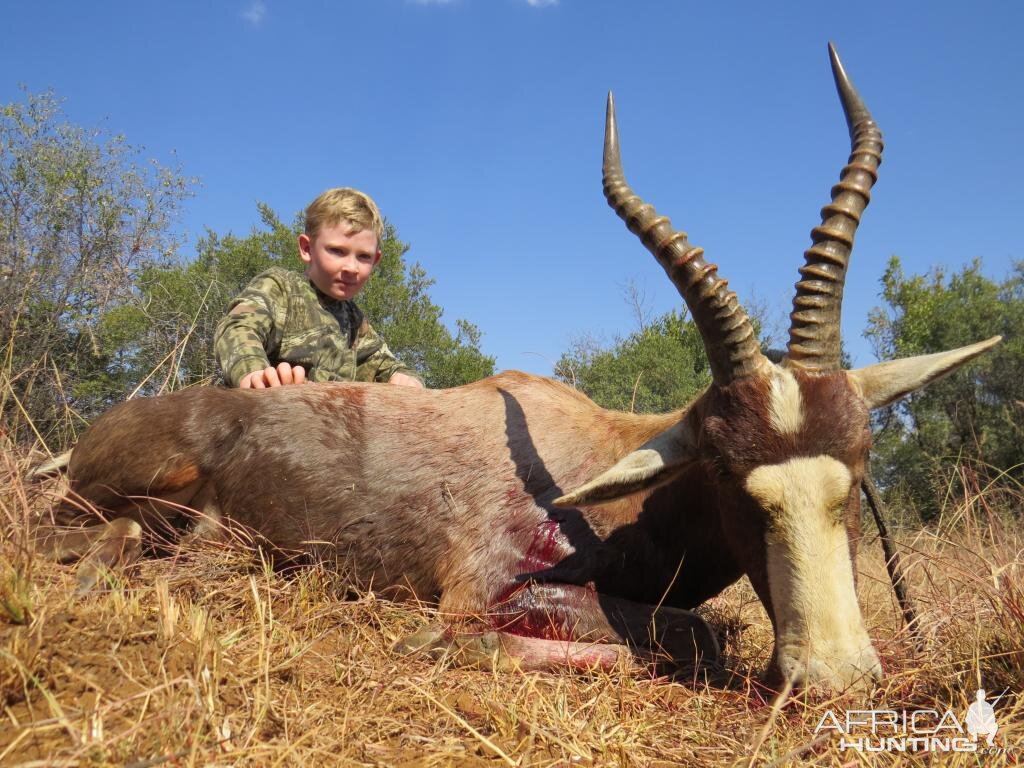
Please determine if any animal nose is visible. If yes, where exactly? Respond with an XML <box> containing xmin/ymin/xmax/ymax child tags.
<box><xmin>774</xmin><ymin>646</ymin><xmax>883</xmax><ymax>695</ymax></box>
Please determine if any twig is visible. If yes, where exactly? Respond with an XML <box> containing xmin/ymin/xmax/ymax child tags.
<box><xmin>744</xmin><ymin>676</ymin><xmax>793</xmax><ymax>768</ymax></box>
<box><xmin>159</xmin><ymin>279</ymin><xmax>216</xmax><ymax>395</ymax></box>
<box><xmin>3</xmin><ymin>381</ymin><xmax>48</xmax><ymax>450</ymax></box>
<box><xmin>128</xmin><ymin>333</ymin><xmax>191</xmax><ymax>400</ymax></box>
<box><xmin>763</xmin><ymin>733</ymin><xmax>831</xmax><ymax>768</ymax></box>
<box><xmin>407</xmin><ymin>680</ymin><xmax>517</xmax><ymax>766</ymax></box>
<box><xmin>123</xmin><ymin>750</ymin><xmax>189</xmax><ymax>768</ymax></box>
<box><xmin>629</xmin><ymin>370</ymin><xmax>643</xmax><ymax>414</ymax></box>
<box><xmin>0</xmin><ymin>649</ymin><xmax>81</xmax><ymax>748</ymax></box>
<box><xmin>862</xmin><ymin>474</ymin><xmax>923</xmax><ymax>649</ymax></box>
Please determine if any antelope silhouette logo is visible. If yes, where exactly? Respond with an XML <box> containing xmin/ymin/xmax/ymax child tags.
<box><xmin>965</xmin><ymin>690</ymin><xmax>998</xmax><ymax>746</ymax></box>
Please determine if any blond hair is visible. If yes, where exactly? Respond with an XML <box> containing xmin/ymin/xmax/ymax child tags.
<box><xmin>303</xmin><ymin>187</ymin><xmax>384</xmax><ymax>244</ymax></box>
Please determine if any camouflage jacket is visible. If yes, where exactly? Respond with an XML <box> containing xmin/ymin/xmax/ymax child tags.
<box><xmin>214</xmin><ymin>267</ymin><xmax>414</xmax><ymax>386</ymax></box>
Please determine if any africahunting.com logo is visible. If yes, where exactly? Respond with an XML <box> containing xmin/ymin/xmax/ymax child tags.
<box><xmin>814</xmin><ymin>688</ymin><xmax>1011</xmax><ymax>754</ymax></box>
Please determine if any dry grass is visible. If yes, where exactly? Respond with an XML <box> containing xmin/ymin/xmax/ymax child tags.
<box><xmin>1</xmin><ymin>441</ymin><xmax>1021</xmax><ymax>767</ymax></box>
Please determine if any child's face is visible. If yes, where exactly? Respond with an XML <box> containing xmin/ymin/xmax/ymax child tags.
<box><xmin>298</xmin><ymin>221</ymin><xmax>381</xmax><ymax>301</ymax></box>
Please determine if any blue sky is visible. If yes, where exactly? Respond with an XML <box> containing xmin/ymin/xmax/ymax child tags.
<box><xmin>3</xmin><ymin>1</ymin><xmax>1021</xmax><ymax>375</ymax></box>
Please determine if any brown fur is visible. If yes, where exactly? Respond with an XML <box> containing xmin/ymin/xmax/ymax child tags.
<box><xmin>50</xmin><ymin>374</ymin><xmax>730</xmax><ymax>666</ymax></box>
<box><xmin>49</xmin><ymin>323</ymin><xmax>998</xmax><ymax>692</ymax></box>
<box><xmin>49</xmin><ymin>362</ymin><xmax>882</xmax><ymax>678</ymax></box>
<box><xmin>689</xmin><ymin>371</ymin><xmax>872</xmax><ymax>613</ymax></box>
<box><xmin>59</xmin><ymin>376</ymin><xmax>679</xmax><ymax>602</ymax></box>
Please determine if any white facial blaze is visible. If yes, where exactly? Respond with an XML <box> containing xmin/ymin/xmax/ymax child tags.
<box><xmin>768</xmin><ymin>367</ymin><xmax>804</xmax><ymax>436</ymax></box>
<box><xmin>745</xmin><ymin>456</ymin><xmax>882</xmax><ymax>687</ymax></box>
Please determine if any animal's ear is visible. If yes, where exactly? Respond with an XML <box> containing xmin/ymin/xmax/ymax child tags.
<box><xmin>847</xmin><ymin>336</ymin><xmax>1001</xmax><ymax>410</ymax></box>
<box><xmin>554</xmin><ymin>421</ymin><xmax>696</xmax><ymax>507</ymax></box>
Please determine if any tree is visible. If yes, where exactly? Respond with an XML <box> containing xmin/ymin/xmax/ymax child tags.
<box><xmin>554</xmin><ymin>285</ymin><xmax>775</xmax><ymax>414</ymax></box>
<box><xmin>356</xmin><ymin>221</ymin><xmax>495</xmax><ymax>388</ymax></box>
<box><xmin>865</xmin><ymin>257</ymin><xmax>1024</xmax><ymax>519</ymax></box>
<box><xmin>0</xmin><ymin>90</ymin><xmax>194</xmax><ymax>446</ymax></box>
<box><xmin>1</xmin><ymin>90</ymin><xmax>492</xmax><ymax>451</ymax></box>
<box><xmin>124</xmin><ymin>204</ymin><xmax>495</xmax><ymax>393</ymax></box>
<box><xmin>554</xmin><ymin>308</ymin><xmax>713</xmax><ymax>414</ymax></box>
<box><xmin>104</xmin><ymin>203</ymin><xmax>303</xmax><ymax>393</ymax></box>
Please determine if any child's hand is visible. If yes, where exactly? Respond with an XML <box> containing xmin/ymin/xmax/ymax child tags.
<box><xmin>239</xmin><ymin>363</ymin><xmax>307</xmax><ymax>389</ymax></box>
<box><xmin>389</xmin><ymin>372</ymin><xmax>425</xmax><ymax>388</ymax></box>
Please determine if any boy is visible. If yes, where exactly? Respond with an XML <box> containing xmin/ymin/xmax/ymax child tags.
<box><xmin>214</xmin><ymin>187</ymin><xmax>423</xmax><ymax>389</ymax></box>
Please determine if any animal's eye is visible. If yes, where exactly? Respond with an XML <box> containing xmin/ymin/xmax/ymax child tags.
<box><xmin>828</xmin><ymin>500</ymin><xmax>848</xmax><ymax>523</ymax></box>
<box><xmin>709</xmin><ymin>453</ymin><xmax>729</xmax><ymax>479</ymax></box>
<box><xmin>760</xmin><ymin>505</ymin><xmax>786</xmax><ymax>535</ymax></box>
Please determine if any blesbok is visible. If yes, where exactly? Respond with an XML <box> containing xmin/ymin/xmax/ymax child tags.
<box><xmin>41</xmin><ymin>44</ymin><xmax>998</xmax><ymax>690</ymax></box>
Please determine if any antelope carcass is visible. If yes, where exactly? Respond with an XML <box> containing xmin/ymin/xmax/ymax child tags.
<box><xmin>43</xmin><ymin>44</ymin><xmax>999</xmax><ymax>690</ymax></box>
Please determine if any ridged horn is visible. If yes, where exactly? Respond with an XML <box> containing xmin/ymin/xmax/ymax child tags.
<box><xmin>785</xmin><ymin>42</ymin><xmax>884</xmax><ymax>371</ymax></box>
<box><xmin>603</xmin><ymin>93</ymin><xmax>766</xmax><ymax>385</ymax></box>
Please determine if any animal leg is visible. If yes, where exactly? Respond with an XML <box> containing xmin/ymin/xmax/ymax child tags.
<box><xmin>395</xmin><ymin>624</ymin><xmax>632</xmax><ymax>671</ymax></box>
<box><xmin>177</xmin><ymin>481</ymin><xmax>225</xmax><ymax>544</ymax></box>
<box><xmin>37</xmin><ymin>477</ymin><xmax>221</xmax><ymax>593</ymax></box>
<box><xmin>490</xmin><ymin>582</ymin><xmax>719</xmax><ymax>667</ymax></box>
<box><xmin>396</xmin><ymin>582</ymin><xmax>718</xmax><ymax>672</ymax></box>
<box><xmin>32</xmin><ymin>517</ymin><xmax>144</xmax><ymax>594</ymax></box>
<box><xmin>73</xmin><ymin>518</ymin><xmax>144</xmax><ymax>594</ymax></box>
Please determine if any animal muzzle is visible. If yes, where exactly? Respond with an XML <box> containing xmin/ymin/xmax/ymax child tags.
<box><xmin>764</xmin><ymin>522</ymin><xmax>884</xmax><ymax>691</ymax></box>
<box><xmin>772</xmin><ymin>628</ymin><xmax>883</xmax><ymax>692</ymax></box>
<box><xmin>745</xmin><ymin>456</ymin><xmax>883</xmax><ymax>691</ymax></box>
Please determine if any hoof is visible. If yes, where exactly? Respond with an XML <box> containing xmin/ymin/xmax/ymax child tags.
<box><xmin>393</xmin><ymin>625</ymin><xmax>447</xmax><ymax>655</ymax></box>
<box><xmin>72</xmin><ymin>519</ymin><xmax>143</xmax><ymax>595</ymax></box>
<box><xmin>394</xmin><ymin>626</ymin><xmax>516</xmax><ymax>670</ymax></box>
